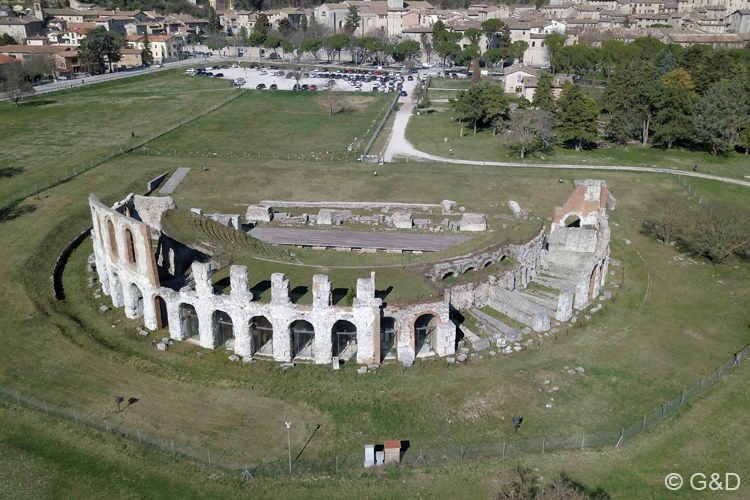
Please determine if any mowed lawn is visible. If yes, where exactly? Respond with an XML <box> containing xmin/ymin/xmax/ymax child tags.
<box><xmin>145</xmin><ymin>90</ymin><xmax>393</xmax><ymax>157</ymax></box>
<box><xmin>405</xmin><ymin>102</ymin><xmax>750</xmax><ymax>180</ymax></box>
<box><xmin>0</xmin><ymin>70</ymin><xmax>239</xmax><ymax>202</ymax></box>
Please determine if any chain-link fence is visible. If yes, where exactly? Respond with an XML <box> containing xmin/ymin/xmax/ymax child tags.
<box><xmin>2</xmin><ymin>343</ymin><xmax>748</xmax><ymax>479</ymax></box>
<box><xmin>1</xmin><ymin>90</ymin><xmax>246</xmax><ymax>212</ymax></box>
<box><xmin>676</xmin><ymin>173</ymin><xmax>708</xmax><ymax>204</ymax></box>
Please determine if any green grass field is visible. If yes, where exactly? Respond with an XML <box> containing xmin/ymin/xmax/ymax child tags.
<box><xmin>0</xmin><ymin>70</ymin><xmax>240</xmax><ymax>203</ymax></box>
<box><xmin>1</xmin><ymin>72</ymin><xmax>749</xmax><ymax>499</ymax></box>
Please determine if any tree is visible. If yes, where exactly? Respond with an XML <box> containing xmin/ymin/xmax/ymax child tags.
<box><xmin>653</xmin><ymin>48</ymin><xmax>677</xmax><ymax>77</ymax></box>
<box><xmin>740</xmin><ymin>119</ymin><xmax>750</xmax><ymax>154</ymax></box>
<box><xmin>344</xmin><ymin>5</ymin><xmax>361</xmax><ymax>35</ymax></box>
<box><xmin>510</xmin><ymin>40</ymin><xmax>529</xmax><ymax>63</ymax></box>
<box><xmin>420</xmin><ymin>33</ymin><xmax>432</xmax><ymax>64</ymax></box>
<box><xmin>500</xmin><ymin>25</ymin><xmax>512</xmax><ymax>51</ymax></box>
<box><xmin>480</xmin><ymin>83</ymin><xmax>509</xmax><ymax>135</ymax></box>
<box><xmin>557</xmin><ymin>83</ymin><xmax>599</xmax><ymax>151</ymax></box>
<box><xmin>247</xmin><ymin>32</ymin><xmax>266</xmax><ymax>47</ymax></box>
<box><xmin>0</xmin><ymin>63</ymin><xmax>35</xmax><ymax>106</ymax></box>
<box><xmin>254</xmin><ymin>14</ymin><xmax>271</xmax><ymax>35</ymax></box>
<box><xmin>277</xmin><ymin>18</ymin><xmax>291</xmax><ymax>34</ymax></box>
<box><xmin>207</xmin><ymin>6</ymin><xmax>220</xmax><ymax>33</ymax></box>
<box><xmin>436</xmin><ymin>42</ymin><xmax>460</xmax><ymax>68</ymax></box>
<box><xmin>623</xmin><ymin>15</ymin><xmax>631</xmax><ymax>28</ymax></box>
<box><xmin>683</xmin><ymin>204</ymin><xmax>750</xmax><ymax>263</ymax></box>
<box><xmin>263</xmin><ymin>36</ymin><xmax>282</xmax><ymax>56</ymax></box>
<box><xmin>281</xmin><ymin>41</ymin><xmax>293</xmax><ymax>59</ymax></box>
<box><xmin>508</xmin><ymin>109</ymin><xmax>555</xmax><ymax>158</ymax></box>
<box><xmin>141</xmin><ymin>32</ymin><xmax>154</xmax><ymax>66</ymax></box>
<box><xmin>323</xmin><ymin>79</ymin><xmax>348</xmax><ymax>115</ymax></box>
<box><xmin>324</xmin><ymin>34</ymin><xmax>348</xmax><ymax>61</ymax></box>
<box><xmin>393</xmin><ymin>41</ymin><xmax>420</xmax><ymax>62</ymax></box>
<box><xmin>693</xmin><ymin>80</ymin><xmax>750</xmax><ymax>155</ymax></box>
<box><xmin>532</xmin><ymin>71</ymin><xmax>556</xmax><ymax>112</ymax></box>
<box><xmin>642</xmin><ymin>196</ymin><xmax>688</xmax><ymax>245</ymax></box>
<box><xmin>483</xmin><ymin>48</ymin><xmax>505</xmax><ymax>68</ymax></box>
<box><xmin>300</xmin><ymin>39</ymin><xmax>322</xmax><ymax>61</ymax></box>
<box><xmin>78</xmin><ymin>26</ymin><xmax>125</xmax><ymax>74</ymax></box>
<box><xmin>481</xmin><ymin>18</ymin><xmax>504</xmax><ymax>44</ymax></box>
<box><xmin>0</xmin><ymin>33</ymin><xmax>18</xmax><ymax>46</ymax></box>
<box><xmin>238</xmin><ymin>27</ymin><xmax>248</xmax><ymax>41</ymax></box>
<box><xmin>432</xmin><ymin>20</ymin><xmax>445</xmax><ymax>38</ymax></box>
<box><xmin>448</xmin><ymin>90</ymin><xmax>473</xmax><ymax>137</ymax></box>
<box><xmin>652</xmin><ymin>68</ymin><xmax>696</xmax><ymax>149</ymax></box>
<box><xmin>300</xmin><ymin>14</ymin><xmax>308</xmax><ymax>31</ymax></box>
<box><xmin>544</xmin><ymin>33</ymin><xmax>566</xmax><ymax>74</ymax></box>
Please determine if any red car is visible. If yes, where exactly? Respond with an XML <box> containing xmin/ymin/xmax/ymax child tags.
<box><xmin>309</xmin><ymin>84</ymin><xmax>317</xmax><ymax>90</ymax></box>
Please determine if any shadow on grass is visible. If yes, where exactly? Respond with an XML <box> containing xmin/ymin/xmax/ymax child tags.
<box><xmin>0</xmin><ymin>166</ymin><xmax>25</xmax><ymax>179</ymax></box>
<box><xmin>0</xmin><ymin>203</ymin><xmax>37</xmax><ymax>223</ymax></box>
<box><xmin>20</xmin><ymin>100</ymin><xmax>57</xmax><ymax>107</ymax></box>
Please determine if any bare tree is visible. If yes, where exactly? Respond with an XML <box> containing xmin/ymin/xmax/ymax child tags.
<box><xmin>321</xmin><ymin>80</ymin><xmax>348</xmax><ymax>115</ymax></box>
<box><xmin>507</xmin><ymin>109</ymin><xmax>555</xmax><ymax>158</ymax></box>
<box><xmin>0</xmin><ymin>62</ymin><xmax>35</xmax><ymax>106</ymax></box>
<box><xmin>683</xmin><ymin>203</ymin><xmax>750</xmax><ymax>264</ymax></box>
<box><xmin>641</xmin><ymin>195</ymin><xmax>688</xmax><ymax>245</ymax></box>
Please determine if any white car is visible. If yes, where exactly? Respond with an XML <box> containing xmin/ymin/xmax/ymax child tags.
<box><xmin>231</xmin><ymin>63</ymin><xmax>239</xmax><ymax>68</ymax></box>
<box><xmin>259</xmin><ymin>70</ymin><xmax>268</xmax><ymax>75</ymax></box>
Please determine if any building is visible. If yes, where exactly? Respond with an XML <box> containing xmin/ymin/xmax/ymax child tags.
<box><xmin>126</xmin><ymin>34</ymin><xmax>183</xmax><ymax>63</ymax></box>
<box><xmin>0</xmin><ymin>16</ymin><xmax>44</xmax><ymax>44</ymax></box>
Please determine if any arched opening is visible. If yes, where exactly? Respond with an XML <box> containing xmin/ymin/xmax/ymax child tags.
<box><xmin>380</xmin><ymin>317</ymin><xmax>398</xmax><ymax>361</ymax></box>
<box><xmin>588</xmin><ymin>265</ymin><xmax>598</xmax><ymax>300</ymax></box>
<box><xmin>332</xmin><ymin>320</ymin><xmax>357</xmax><ymax>360</ymax></box>
<box><xmin>290</xmin><ymin>320</ymin><xmax>315</xmax><ymax>360</ymax></box>
<box><xmin>111</xmin><ymin>272</ymin><xmax>123</xmax><ymax>305</ymax></box>
<box><xmin>251</xmin><ymin>315</ymin><xmax>273</xmax><ymax>356</ymax></box>
<box><xmin>213</xmin><ymin>310</ymin><xmax>234</xmax><ymax>348</ymax></box>
<box><xmin>414</xmin><ymin>313</ymin><xmax>438</xmax><ymax>356</ymax></box>
<box><xmin>129</xmin><ymin>283</ymin><xmax>144</xmax><ymax>318</ymax></box>
<box><xmin>125</xmin><ymin>228</ymin><xmax>137</xmax><ymax>264</ymax></box>
<box><xmin>464</xmin><ymin>266</ymin><xmax>476</xmax><ymax>274</ymax></box>
<box><xmin>154</xmin><ymin>295</ymin><xmax>168</xmax><ymax>329</ymax></box>
<box><xmin>442</xmin><ymin>272</ymin><xmax>454</xmax><ymax>281</ymax></box>
<box><xmin>483</xmin><ymin>260</ymin><xmax>493</xmax><ymax>268</ymax></box>
<box><xmin>106</xmin><ymin>218</ymin><xmax>118</xmax><ymax>260</ymax></box>
<box><xmin>566</xmin><ymin>216</ymin><xmax>581</xmax><ymax>228</ymax></box>
<box><xmin>179</xmin><ymin>303</ymin><xmax>200</xmax><ymax>340</ymax></box>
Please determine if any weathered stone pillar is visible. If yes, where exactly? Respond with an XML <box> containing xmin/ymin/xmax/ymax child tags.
<box><xmin>353</xmin><ymin>272</ymin><xmax>382</xmax><ymax>365</ymax></box>
<box><xmin>167</xmin><ymin>299</ymin><xmax>185</xmax><ymax>341</ymax></box>
<box><xmin>229</xmin><ymin>265</ymin><xmax>253</xmax><ymax>302</ymax></box>
<box><xmin>270</xmin><ymin>273</ymin><xmax>292</xmax><ymax>362</ymax></box>
<box><xmin>197</xmin><ymin>306</ymin><xmax>215</xmax><ymax>349</ymax></box>
<box><xmin>435</xmin><ymin>322</ymin><xmax>456</xmax><ymax>356</ymax></box>
<box><xmin>142</xmin><ymin>293</ymin><xmax>158</xmax><ymax>330</ymax></box>
<box><xmin>192</xmin><ymin>262</ymin><xmax>213</xmax><ymax>297</ymax></box>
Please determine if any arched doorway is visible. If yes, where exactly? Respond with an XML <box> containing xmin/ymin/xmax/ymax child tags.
<box><xmin>290</xmin><ymin>320</ymin><xmax>315</xmax><ymax>360</ymax></box>
<box><xmin>213</xmin><ymin>310</ymin><xmax>234</xmax><ymax>347</ymax></box>
<box><xmin>129</xmin><ymin>283</ymin><xmax>144</xmax><ymax>317</ymax></box>
<box><xmin>125</xmin><ymin>228</ymin><xmax>137</xmax><ymax>264</ymax></box>
<box><xmin>332</xmin><ymin>320</ymin><xmax>357</xmax><ymax>360</ymax></box>
<box><xmin>154</xmin><ymin>295</ymin><xmax>168</xmax><ymax>330</ymax></box>
<box><xmin>380</xmin><ymin>317</ymin><xmax>398</xmax><ymax>361</ymax></box>
<box><xmin>106</xmin><ymin>218</ymin><xmax>118</xmax><ymax>260</ymax></box>
<box><xmin>179</xmin><ymin>303</ymin><xmax>199</xmax><ymax>340</ymax></box>
<box><xmin>250</xmin><ymin>315</ymin><xmax>273</xmax><ymax>356</ymax></box>
<box><xmin>414</xmin><ymin>313</ymin><xmax>438</xmax><ymax>356</ymax></box>
<box><xmin>565</xmin><ymin>215</ymin><xmax>581</xmax><ymax>227</ymax></box>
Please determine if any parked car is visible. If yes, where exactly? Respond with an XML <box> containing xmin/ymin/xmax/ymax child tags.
<box><xmin>301</xmin><ymin>84</ymin><xmax>309</xmax><ymax>90</ymax></box>
<box><xmin>213</xmin><ymin>72</ymin><xmax>224</xmax><ymax>78</ymax></box>
<box><xmin>309</xmin><ymin>84</ymin><xmax>317</xmax><ymax>90</ymax></box>
<box><xmin>400</xmin><ymin>90</ymin><xmax>408</xmax><ymax>97</ymax></box>
<box><xmin>270</xmin><ymin>83</ymin><xmax>278</xmax><ymax>90</ymax></box>
<box><xmin>256</xmin><ymin>83</ymin><xmax>266</xmax><ymax>89</ymax></box>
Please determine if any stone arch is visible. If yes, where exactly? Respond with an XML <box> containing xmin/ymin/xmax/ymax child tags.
<box><xmin>213</xmin><ymin>310</ymin><xmax>234</xmax><ymax>347</ymax></box>
<box><xmin>441</xmin><ymin>271</ymin><xmax>455</xmax><ymax>280</ymax></box>
<box><xmin>413</xmin><ymin>312</ymin><xmax>440</xmax><ymax>356</ymax></box>
<box><xmin>380</xmin><ymin>316</ymin><xmax>398</xmax><ymax>362</ymax></box>
<box><xmin>110</xmin><ymin>272</ymin><xmax>124</xmax><ymax>307</ymax></box>
<box><xmin>128</xmin><ymin>283</ymin><xmax>144</xmax><ymax>318</ymax></box>
<box><xmin>331</xmin><ymin>319</ymin><xmax>357</xmax><ymax>360</ymax></box>
<box><xmin>153</xmin><ymin>295</ymin><xmax>168</xmax><ymax>330</ymax></box>
<box><xmin>588</xmin><ymin>265</ymin><xmax>597</xmax><ymax>300</ymax></box>
<box><xmin>483</xmin><ymin>260</ymin><xmax>493</xmax><ymax>268</ymax></box>
<box><xmin>290</xmin><ymin>319</ymin><xmax>315</xmax><ymax>360</ymax></box>
<box><xmin>106</xmin><ymin>217</ymin><xmax>118</xmax><ymax>261</ymax></box>
<box><xmin>463</xmin><ymin>266</ymin><xmax>476</xmax><ymax>274</ymax></box>
<box><xmin>124</xmin><ymin>227</ymin><xmax>137</xmax><ymax>264</ymax></box>
<box><xmin>250</xmin><ymin>315</ymin><xmax>273</xmax><ymax>356</ymax></box>
<box><xmin>560</xmin><ymin>212</ymin><xmax>583</xmax><ymax>228</ymax></box>
<box><xmin>179</xmin><ymin>303</ymin><xmax>200</xmax><ymax>339</ymax></box>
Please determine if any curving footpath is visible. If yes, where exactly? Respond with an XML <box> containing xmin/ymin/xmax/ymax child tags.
<box><xmin>383</xmin><ymin>93</ymin><xmax>750</xmax><ymax>188</ymax></box>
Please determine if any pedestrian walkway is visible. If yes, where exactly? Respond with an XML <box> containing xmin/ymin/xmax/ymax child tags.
<box><xmin>159</xmin><ymin>168</ymin><xmax>191</xmax><ymax>194</ymax></box>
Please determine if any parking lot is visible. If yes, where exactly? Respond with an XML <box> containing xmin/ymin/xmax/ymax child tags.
<box><xmin>185</xmin><ymin>64</ymin><xmax>427</xmax><ymax>95</ymax></box>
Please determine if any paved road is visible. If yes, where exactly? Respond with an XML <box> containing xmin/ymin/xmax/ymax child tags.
<box><xmin>383</xmin><ymin>90</ymin><xmax>750</xmax><ymax>188</ymax></box>
<box><xmin>249</xmin><ymin>226</ymin><xmax>470</xmax><ymax>252</ymax></box>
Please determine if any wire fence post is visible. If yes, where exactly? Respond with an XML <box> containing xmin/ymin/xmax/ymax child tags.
<box><xmin>581</xmin><ymin>433</ymin><xmax>585</xmax><ymax>450</ymax></box>
<box><xmin>44</xmin><ymin>400</ymin><xmax>48</xmax><ymax>415</ymax></box>
<box><xmin>172</xmin><ymin>440</ymin><xmax>175</xmax><ymax>457</ymax></box>
<box><xmin>137</xmin><ymin>429</ymin><xmax>141</xmax><ymax>444</ymax></box>
<box><xmin>105</xmin><ymin>419</ymin><xmax>109</xmax><ymax>433</ymax></box>
<box><xmin>642</xmin><ymin>416</ymin><xmax>646</xmax><ymax>432</ymax></box>
<box><xmin>502</xmin><ymin>441</ymin><xmax>506</xmax><ymax>459</ymax></box>
<box><xmin>208</xmin><ymin>451</ymin><xmax>211</xmax><ymax>468</ymax></box>
<box><xmin>542</xmin><ymin>437</ymin><xmax>546</xmax><ymax>453</ymax></box>
<box><xmin>15</xmin><ymin>390</ymin><xmax>19</xmax><ymax>405</ymax></box>
<box><xmin>74</xmin><ymin>409</ymin><xmax>78</xmax><ymax>424</ymax></box>
<box><xmin>335</xmin><ymin>455</ymin><xmax>338</xmax><ymax>473</ymax></box>
<box><xmin>680</xmin><ymin>390</ymin><xmax>686</xmax><ymax>406</ymax></box>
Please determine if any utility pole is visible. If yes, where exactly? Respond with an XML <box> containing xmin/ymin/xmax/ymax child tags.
<box><xmin>286</xmin><ymin>421</ymin><xmax>292</xmax><ymax>475</ymax></box>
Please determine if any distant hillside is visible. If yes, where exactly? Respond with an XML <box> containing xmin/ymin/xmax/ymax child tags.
<box><xmin>60</xmin><ymin>0</ymin><xmax>211</xmax><ymax>18</ymax></box>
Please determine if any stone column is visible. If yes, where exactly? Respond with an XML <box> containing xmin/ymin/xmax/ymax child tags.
<box><xmin>197</xmin><ymin>305</ymin><xmax>215</xmax><ymax>349</ymax></box>
<box><xmin>229</xmin><ymin>265</ymin><xmax>253</xmax><ymax>302</ymax></box>
<box><xmin>232</xmin><ymin>308</ymin><xmax>252</xmax><ymax>357</ymax></box>
<box><xmin>167</xmin><ymin>298</ymin><xmax>185</xmax><ymax>341</ymax></box>
<box><xmin>353</xmin><ymin>273</ymin><xmax>382</xmax><ymax>365</ymax></box>
<box><xmin>142</xmin><ymin>292</ymin><xmax>158</xmax><ymax>330</ymax></box>
<box><xmin>192</xmin><ymin>262</ymin><xmax>213</xmax><ymax>298</ymax></box>
<box><xmin>435</xmin><ymin>322</ymin><xmax>456</xmax><ymax>357</ymax></box>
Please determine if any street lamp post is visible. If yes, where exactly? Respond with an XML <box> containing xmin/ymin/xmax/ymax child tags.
<box><xmin>285</xmin><ymin>421</ymin><xmax>292</xmax><ymax>475</ymax></box>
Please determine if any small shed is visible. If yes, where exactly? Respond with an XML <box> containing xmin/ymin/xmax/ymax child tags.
<box><xmin>383</xmin><ymin>440</ymin><xmax>402</xmax><ymax>464</ymax></box>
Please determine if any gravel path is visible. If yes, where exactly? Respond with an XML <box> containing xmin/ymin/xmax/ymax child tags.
<box><xmin>159</xmin><ymin>167</ymin><xmax>191</xmax><ymax>194</ymax></box>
